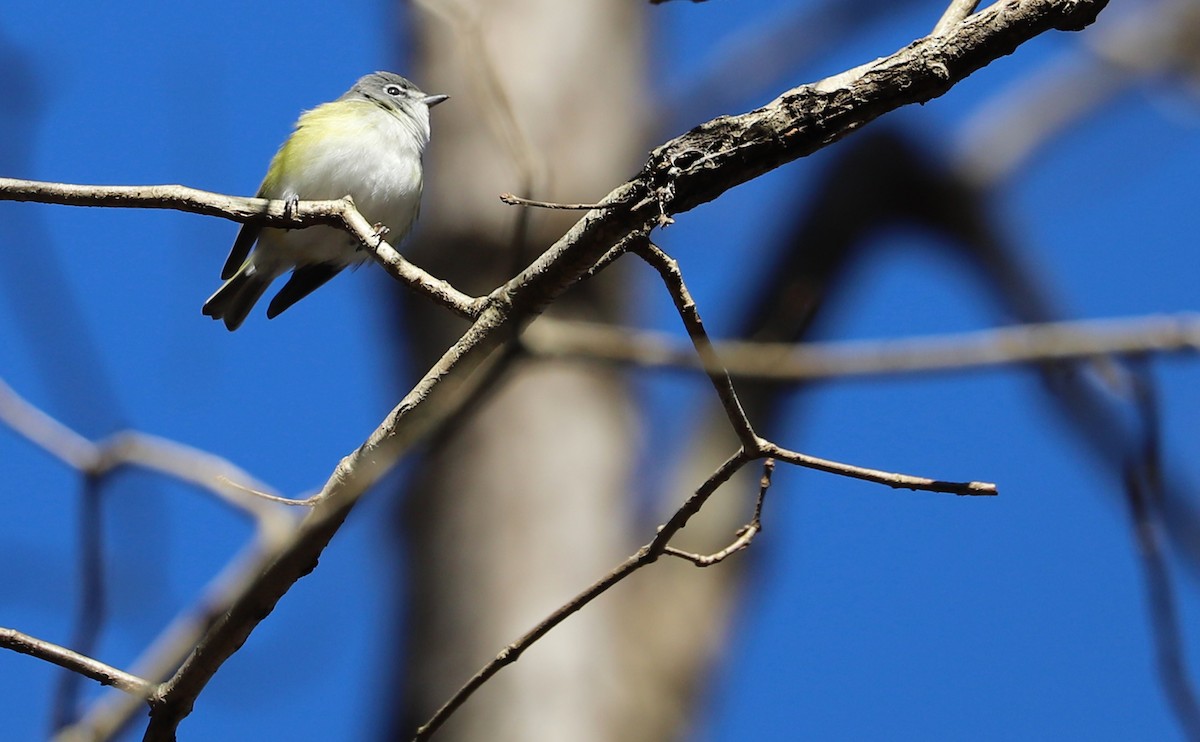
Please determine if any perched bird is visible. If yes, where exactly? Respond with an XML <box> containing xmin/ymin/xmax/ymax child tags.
<box><xmin>203</xmin><ymin>72</ymin><xmax>448</xmax><ymax>330</ymax></box>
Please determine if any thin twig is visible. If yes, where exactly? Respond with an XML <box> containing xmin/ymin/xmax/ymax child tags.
<box><xmin>306</xmin><ymin>199</ymin><xmax>484</xmax><ymax>319</ymax></box>
<box><xmin>413</xmin><ymin>552</ymin><xmax>649</xmax><ymax>741</ymax></box>
<box><xmin>215</xmin><ymin>476</ymin><xmax>317</xmax><ymax>506</ymax></box>
<box><xmin>413</xmin><ymin>270</ymin><xmax>998</xmax><ymax>736</ymax></box>
<box><xmin>664</xmin><ymin>458</ymin><xmax>775</xmax><ymax>566</ymax></box>
<box><xmin>764</xmin><ymin>441</ymin><xmax>994</xmax><ymax>496</ymax></box>
<box><xmin>0</xmin><ymin>628</ymin><xmax>154</xmax><ymax>697</ymax></box>
<box><xmin>634</xmin><ymin>240</ymin><xmax>758</xmax><ymax>448</ymax></box>
<box><xmin>499</xmin><ymin>193</ymin><xmax>612</xmax><ymax>210</ymax></box>
<box><xmin>582</xmin><ymin>244</ymin><xmax>631</xmax><ymax>280</ymax></box>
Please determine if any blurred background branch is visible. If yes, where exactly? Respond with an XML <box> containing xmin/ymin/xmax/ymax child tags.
<box><xmin>524</xmin><ymin>313</ymin><xmax>1200</xmax><ymax>380</ymax></box>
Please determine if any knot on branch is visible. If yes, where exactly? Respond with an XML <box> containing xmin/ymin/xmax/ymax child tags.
<box><xmin>1053</xmin><ymin>0</ymin><xmax>1110</xmax><ymax>31</ymax></box>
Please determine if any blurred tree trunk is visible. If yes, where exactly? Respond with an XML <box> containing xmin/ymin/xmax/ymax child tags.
<box><xmin>382</xmin><ymin>2</ymin><xmax>751</xmax><ymax>741</ymax></box>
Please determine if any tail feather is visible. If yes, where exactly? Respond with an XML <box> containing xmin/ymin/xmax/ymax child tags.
<box><xmin>202</xmin><ymin>268</ymin><xmax>271</xmax><ymax>331</ymax></box>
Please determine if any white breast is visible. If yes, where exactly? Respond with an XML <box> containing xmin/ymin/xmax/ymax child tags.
<box><xmin>257</xmin><ymin>104</ymin><xmax>430</xmax><ymax>273</ymax></box>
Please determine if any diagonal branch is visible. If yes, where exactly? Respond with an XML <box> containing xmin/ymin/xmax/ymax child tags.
<box><xmin>411</xmin><ymin>449</ymin><xmax>754</xmax><ymax>741</ymax></box>
<box><xmin>634</xmin><ymin>240</ymin><xmax>758</xmax><ymax>447</ymax></box>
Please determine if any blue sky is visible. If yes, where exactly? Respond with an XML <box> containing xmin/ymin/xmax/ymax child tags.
<box><xmin>2</xmin><ymin>1</ymin><xmax>1199</xmax><ymax>740</ymax></box>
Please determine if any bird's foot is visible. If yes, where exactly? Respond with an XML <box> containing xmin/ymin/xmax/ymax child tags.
<box><xmin>369</xmin><ymin>223</ymin><xmax>391</xmax><ymax>250</ymax></box>
<box><xmin>282</xmin><ymin>194</ymin><xmax>300</xmax><ymax>225</ymax></box>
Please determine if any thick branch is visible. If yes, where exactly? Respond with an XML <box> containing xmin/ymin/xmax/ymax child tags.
<box><xmin>634</xmin><ymin>0</ymin><xmax>1108</xmax><ymax>220</ymax></box>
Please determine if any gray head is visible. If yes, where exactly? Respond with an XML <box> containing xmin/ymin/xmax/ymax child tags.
<box><xmin>344</xmin><ymin>71</ymin><xmax>449</xmax><ymax>112</ymax></box>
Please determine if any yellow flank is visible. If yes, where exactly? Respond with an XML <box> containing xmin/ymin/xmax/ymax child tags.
<box><xmin>261</xmin><ymin>100</ymin><xmax>383</xmax><ymax>195</ymax></box>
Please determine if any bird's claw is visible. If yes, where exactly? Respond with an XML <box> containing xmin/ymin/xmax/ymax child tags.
<box><xmin>370</xmin><ymin>223</ymin><xmax>390</xmax><ymax>249</ymax></box>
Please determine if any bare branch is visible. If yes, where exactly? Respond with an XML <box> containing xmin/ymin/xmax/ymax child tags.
<box><xmin>634</xmin><ymin>240</ymin><xmax>758</xmax><ymax>447</ymax></box>
<box><xmin>57</xmin><ymin>534</ymin><xmax>293</xmax><ymax>742</ymax></box>
<box><xmin>499</xmin><ymin>193</ymin><xmax>612</xmax><ymax>210</ymax></box>
<box><xmin>933</xmin><ymin>0</ymin><xmax>982</xmax><ymax>36</ymax></box>
<box><xmin>0</xmin><ymin>378</ymin><xmax>297</xmax><ymax>524</ymax></box>
<box><xmin>664</xmin><ymin>458</ymin><xmax>774</xmax><ymax>566</ymax></box>
<box><xmin>407</xmin><ymin>423</ymin><xmax>990</xmax><ymax>738</ymax></box>
<box><xmin>634</xmin><ymin>0</ymin><xmax>1107</xmax><ymax>222</ymax></box>
<box><xmin>0</xmin><ymin>628</ymin><xmax>154</xmax><ymax>697</ymax></box>
<box><xmin>0</xmin><ymin>179</ymin><xmax>482</xmax><ymax>320</ymax></box>
<box><xmin>216</xmin><ymin>476</ymin><xmax>318</xmax><ymax>507</ymax></box>
<box><xmin>0</xmin><ymin>377</ymin><xmax>301</xmax><ymax>740</ymax></box>
<box><xmin>956</xmin><ymin>1</ymin><xmax>1200</xmax><ymax>185</ymax></box>
<box><xmin>0</xmin><ymin>377</ymin><xmax>98</xmax><ymax>470</ymax></box>
<box><xmin>524</xmin><ymin>313</ymin><xmax>1200</xmax><ymax>381</ymax></box>
<box><xmin>0</xmin><ymin>178</ymin><xmax>306</xmax><ymax>221</ymax></box>
<box><xmin>340</xmin><ymin>203</ymin><xmax>485</xmax><ymax>319</ymax></box>
<box><xmin>763</xmin><ymin>442</ymin><xmax>995</xmax><ymax>496</ymax></box>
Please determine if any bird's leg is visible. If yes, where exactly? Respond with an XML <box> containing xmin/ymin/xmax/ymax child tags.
<box><xmin>368</xmin><ymin>223</ymin><xmax>391</xmax><ymax>251</ymax></box>
<box><xmin>283</xmin><ymin>194</ymin><xmax>300</xmax><ymax>227</ymax></box>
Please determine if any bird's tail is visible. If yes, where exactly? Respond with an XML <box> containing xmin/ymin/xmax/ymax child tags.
<box><xmin>202</xmin><ymin>265</ymin><xmax>271</xmax><ymax>332</ymax></box>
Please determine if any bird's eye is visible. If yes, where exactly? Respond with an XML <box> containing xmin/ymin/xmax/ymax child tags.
<box><xmin>385</xmin><ymin>85</ymin><xmax>403</xmax><ymax>96</ymax></box>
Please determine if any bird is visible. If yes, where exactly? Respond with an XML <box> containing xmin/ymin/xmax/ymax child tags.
<box><xmin>202</xmin><ymin>72</ymin><xmax>448</xmax><ymax>331</ymax></box>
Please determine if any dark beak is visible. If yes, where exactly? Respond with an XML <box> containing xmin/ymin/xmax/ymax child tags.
<box><xmin>423</xmin><ymin>94</ymin><xmax>450</xmax><ymax>108</ymax></box>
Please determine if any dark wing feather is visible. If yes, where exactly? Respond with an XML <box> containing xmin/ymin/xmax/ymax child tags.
<box><xmin>266</xmin><ymin>264</ymin><xmax>342</xmax><ymax>319</ymax></box>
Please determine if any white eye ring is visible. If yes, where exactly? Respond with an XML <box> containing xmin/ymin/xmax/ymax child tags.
<box><xmin>385</xmin><ymin>85</ymin><xmax>403</xmax><ymax>96</ymax></box>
